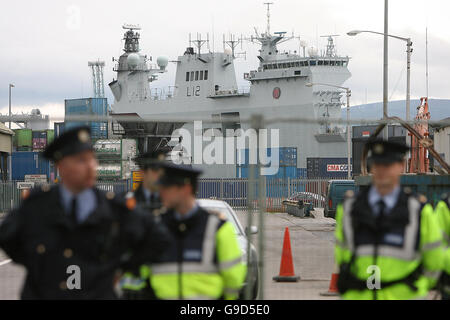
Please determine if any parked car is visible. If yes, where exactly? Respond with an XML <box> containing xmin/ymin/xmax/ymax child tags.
<box><xmin>324</xmin><ymin>180</ymin><xmax>356</xmax><ymax>219</ymax></box>
<box><xmin>197</xmin><ymin>199</ymin><xmax>259</xmax><ymax>300</ymax></box>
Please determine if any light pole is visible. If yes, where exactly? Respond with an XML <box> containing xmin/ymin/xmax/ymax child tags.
<box><xmin>347</xmin><ymin>30</ymin><xmax>413</xmax><ymax>125</ymax></box>
<box><xmin>9</xmin><ymin>84</ymin><xmax>14</xmax><ymax>129</ymax></box>
<box><xmin>8</xmin><ymin>83</ymin><xmax>14</xmax><ymax>182</ymax></box>
<box><xmin>306</xmin><ymin>82</ymin><xmax>352</xmax><ymax>180</ymax></box>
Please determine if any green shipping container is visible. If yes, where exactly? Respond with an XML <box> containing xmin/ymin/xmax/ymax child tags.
<box><xmin>14</xmin><ymin>129</ymin><xmax>32</xmax><ymax>147</ymax></box>
<box><xmin>46</xmin><ymin>129</ymin><xmax>54</xmax><ymax>145</ymax></box>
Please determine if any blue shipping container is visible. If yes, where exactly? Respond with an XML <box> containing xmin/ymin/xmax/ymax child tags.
<box><xmin>236</xmin><ymin>165</ymin><xmax>297</xmax><ymax>179</ymax></box>
<box><xmin>237</xmin><ymin>147</ymin><xmax>297</xmax><ymax>167</ymax></box>
<box><xmin>297</xmin><ymin>168</ymin><xmax>307</xmax><ymax>178</ymax></box>
<box><xmin>65</xmin><ymin>98</ymin><xmax>108</xmax><ymax>139</ymax></box>
<box><xmin>11</xmin><ymin>152</ymin><xmax>51</xmax><ymax>180</ymax></box>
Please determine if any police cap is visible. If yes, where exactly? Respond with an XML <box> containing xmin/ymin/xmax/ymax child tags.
<box><xmin>157</xmin><ymin>162</ymin><xmax>203</xmax><ymax>187</ymax></box>
<box><xmin>42</xmin><ymin>126</ymin><xmax>93</xmax><ymax>162</ymax></box>
<box><xmin>366</xmin><ymin>139</ymin><xmax>410</xmax><ymax>164</ymax></box>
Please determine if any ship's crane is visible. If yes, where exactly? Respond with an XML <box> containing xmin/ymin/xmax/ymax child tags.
<box><xmin>408</xmin><ymin>97</ymin><xmax>431</xmax><ymax>173</ymax></box>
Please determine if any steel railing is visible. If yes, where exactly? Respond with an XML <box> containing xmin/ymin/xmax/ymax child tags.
<box><xmin>0</xmin><ymin>178</ymin><xmax>335</xmax><ymax>213</ymax></box>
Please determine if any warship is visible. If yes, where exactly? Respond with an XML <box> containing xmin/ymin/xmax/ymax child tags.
<box><xmin>109</xmin><ymin>5</ymin><xmax>351</xmax><ymax>178</ymax></box>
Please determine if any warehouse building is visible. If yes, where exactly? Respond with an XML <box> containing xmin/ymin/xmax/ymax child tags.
<box><xmin>433</xmin><ymin>117</ymin><xmax>450</xmax><ymax>166</ymax></box>
<box><xmin>0</xmin><ymin>123</ymin><xmax>14</xmax><ymax>181</ymax></box>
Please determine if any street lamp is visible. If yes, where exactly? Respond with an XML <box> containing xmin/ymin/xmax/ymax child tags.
<box><xmin>306</xmin><ymin>82</ymin><xmax>352</xmax><ymax>180</ymax></box>
<box><xmin>8</xmin><ymin>84</ymin><xmax>15</xmax><ymax>129</ymax></box>
<box><xmin>347</xmin><ymin>30</ymin><xmax>413</xmax><ymax>123</ymax></box>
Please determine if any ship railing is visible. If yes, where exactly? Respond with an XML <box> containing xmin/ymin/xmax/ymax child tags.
<box><xmin>113</xmin><ymin>63</ymin><xmax>149</xmax><ymax>72</ymax></box>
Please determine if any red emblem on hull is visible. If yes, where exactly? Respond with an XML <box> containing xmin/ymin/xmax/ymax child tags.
<box><xmin>273</xmin><ymin>87</ymin><xmax>281</xmax><ymax>99</ymax></box>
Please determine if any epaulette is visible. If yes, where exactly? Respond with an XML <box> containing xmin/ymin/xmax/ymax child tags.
<box><xmin>206</xmin><ymin>208</ymin><xmax>227</xmax><ymax>221</ymax></box>
<box><xmin>124</xmin><ymin>192</ymin><xmax>137</xmax><ymax>210</ymax></box>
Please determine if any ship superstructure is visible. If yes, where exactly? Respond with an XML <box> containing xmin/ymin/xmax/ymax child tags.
<box><xmin>109</xmin><ymin>7</ymin><xmax>351</xmax><ymax>178</ymax></box>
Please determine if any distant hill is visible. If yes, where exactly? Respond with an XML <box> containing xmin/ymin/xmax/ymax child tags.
<box><xmin>341</xmin><ymin>99</ymin><xmax>450</xmax><ymax>121</ymax></box>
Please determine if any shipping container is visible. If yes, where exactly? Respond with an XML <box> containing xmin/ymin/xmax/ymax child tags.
<box><xmin>97</xmin><ymin>163</ymin><xmax>122</xmax><ymax>180</ymax></box>
<box><xmin>236</xmin><ymin>147</ymin><xmax>297</xmax><ymax>167</ymax></box>
<box><xmin>307</xmin><ymin>157</ymin><xmax>353</xmax><ymax>179</ymax></box>
<box><xmin>352</xmin><ymin>136</ymin><xmax>407</xmax><ymax>176</ymax></box>
<box><xmin>236</xmin><ymin>165</ymin><xmax>297</xmax><ymax>179</ymax></box>
<box><xmin>13</xmin><ymin>129</ymin><xmax>32</xmax><ymax>148</ymax></box>
<box><xmin>32</xmin><ymin>131</ymin><xmax>48</xmax><ymax>150</ymax></box>
<box><xmin>297</xmin><ymin>168</ymin><xmax>307</xmax><ymax>179</ymax></box>
<box><xmin>11</xmin><ymin>152</ymin><xmax>51</xmax><ymax>181</ymax></box>
<box><xmin>65</xmin><ymin>98</ymin><xmax>108</xmax><ymax>139</ymax></box>
<box><xmin>46</xmin><ymin>130</ymin><xmax>54</xmax><ymax>144</ymax></box>
<box><xmin>94</xmin><ymin>139</ymin><xmax>121</xmax><ymax>156</ymax></box>
<box><xmin>54</xmin><ymin>122</ymin><xmax>65</xmax><ymax>138</ymax></box>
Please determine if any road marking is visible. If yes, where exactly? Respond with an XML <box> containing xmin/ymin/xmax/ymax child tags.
<box><xmin>0</xmin><ymin>259</ymin><xmax>12</xmax><ymax>267</ymax></box>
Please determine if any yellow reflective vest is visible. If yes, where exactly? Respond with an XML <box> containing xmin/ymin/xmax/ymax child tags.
<box><xmin>148</xmin><ymin>206</ymin><xmax>247</xmax><ymax>300</ymax></box>
<box><xmin>335</xmin><ymin>187</ymin><xmax>445</xmax><ymax>300</ymax></box>
<box><xmin>435</xmin><ymin>194</ymin><xmax>450</xmax><ymax>297</ymax></box>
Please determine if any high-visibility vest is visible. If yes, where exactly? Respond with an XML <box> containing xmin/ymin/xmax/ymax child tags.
<box><xmin>335</xmin><ymin>187</ymin><xmax>445</xmax><ymax>300</ymax></box>
<box><xmin>435</xmin><ymin>194</ymin><xmax>450</xmax><ymax>296</ymax></box>
<box><xmin>149</xmin><ymin>207</ymin><xmax>247</xmax><ymax>300</ymax></box>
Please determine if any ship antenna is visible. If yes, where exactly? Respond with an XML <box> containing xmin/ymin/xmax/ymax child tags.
<box><xmin>264</xmin><ymin>2</ymin><xmax>273</xmax><ymax>36</ymax></box>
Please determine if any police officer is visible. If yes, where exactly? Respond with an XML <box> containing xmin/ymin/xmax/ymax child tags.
<box><xmin>0</xmin><ymin>127</ymin><xmax>170</xmax><ymax>299</ymax></box>
<box><xmin>335</xmin><ymin>139</ymin><xmax>445</xmax><ymax>299</ymax></box>
<box><xmin>435</xmin><ymin>193</ymin><xmax>450</xmax><ymax>299</ymax></box>
<box><xmin>119</xmin><ymin>150</ymin><xmax>166</xmax><ymax>299</ymax></box>
<box><xmin>126</xmin><ymin>151</ymin><xmax>166</xmax><ymax>211</ymax></box>
<box><xmin>148</xmin><ymin>162</ymin><xmax>247</xmax><ymax>300</ymax></box>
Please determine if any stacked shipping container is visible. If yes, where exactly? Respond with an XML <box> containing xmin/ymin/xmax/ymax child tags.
<box><xmin>13</xmin><ymin>129</ymin><xmax>32</xmax><ymax>151</ymax></box>
<box><xmin>13</xmin><ymin>129</ymin><xmax>54</xmax><ymax>152</ymax></box>
<box><xmin>236</xmin><ymin>147</ymin><xmax>298</xmax><ymax>179</ymax></box>
<box><xmin>307</xmin><ymin>157</ymin><xmax>353</xmax><ymax>179</ymax></box>
<box><xmin>11</xmin><ymin>152</ymin><xmax>51</xmax><ymax>181</ymax></box>
<box><xmin>64</xmin><ymin>98</ymin><xmax>108</xmax><ymax>139</ymax></box>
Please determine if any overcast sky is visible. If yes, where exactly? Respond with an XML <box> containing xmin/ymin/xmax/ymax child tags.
<box><xmin>1</xmin><ymin>0</ymin><xmax>449</xmax><ymax>122</ymax></box>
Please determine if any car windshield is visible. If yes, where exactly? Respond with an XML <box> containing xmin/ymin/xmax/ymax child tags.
<box><xmin>199</xmin><ymin>205</ymin><xmax>244</xmax><ymax>236</ymax></box>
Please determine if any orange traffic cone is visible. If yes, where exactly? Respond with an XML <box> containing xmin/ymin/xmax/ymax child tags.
<box><xmin>273</xmin><ymin>227</ymin><xmax>300</xmax><ymax>282</ymax></box>
<box><xmin>320</xmin><ymin>260</ymin><xmax>340</xmax><ymax>296</ymax></box>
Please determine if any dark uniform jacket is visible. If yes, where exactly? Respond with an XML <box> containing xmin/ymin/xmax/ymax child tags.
<box><xmin>119</xmin><ymin>184</ymin><xmax>164</xmax><ymax>300</ymax></box>
<box><xmin>132</xmin><ymin>184</ymin><xmax>162</xmax><ymax>213</ymax></box>
<box><xmin>0</xmin><ymin>185</ymin><xmax>170</xmax><ymax>300</ymax></box>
